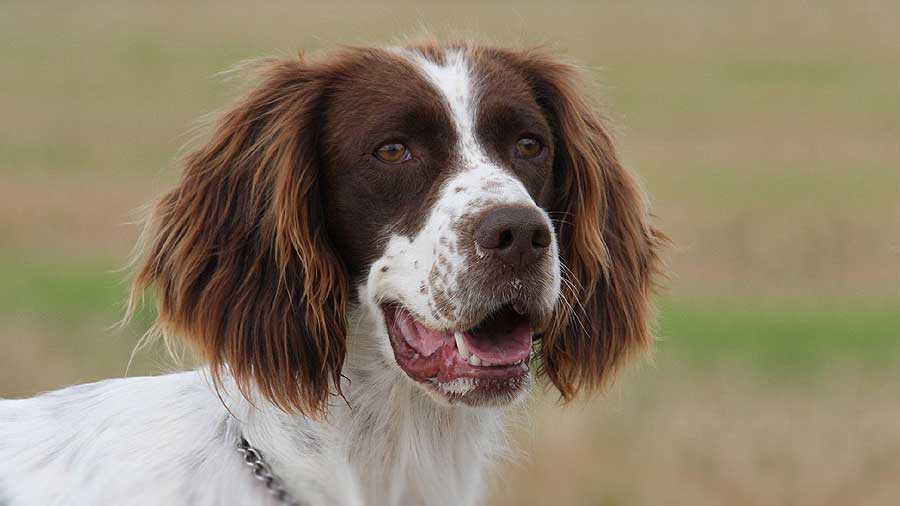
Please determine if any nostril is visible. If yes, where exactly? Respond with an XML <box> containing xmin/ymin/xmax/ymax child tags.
<box><xmin>498</xmin><ymin>229</ymin><xmax>514</xmax><ymax>249</ymax></box>
<box><xmin>531</xmin><ymin>226</ymin><xmax>551</xmax><ymax>249</ymax></box>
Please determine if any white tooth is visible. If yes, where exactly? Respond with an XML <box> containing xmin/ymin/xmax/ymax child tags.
<box><xmin>469</xmin><ymin>355</ymin><xmax>482</xmax><ymax>366</ymax></box>
<box><xmin>520</xmin><ymin>362</ymin><xmax>528</xmax><ymax>371</ymax></box>
<box><xmin>454</xmin><ymin>332</ymin><xmax>470</xmax><ymax>359</ymax></box>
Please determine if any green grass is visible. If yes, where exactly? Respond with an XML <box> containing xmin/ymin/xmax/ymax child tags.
<box><xmin>0</xmin><ymin>257</ymin><xmax>157</xmax><ymax>342</ymax></box>
<box><xmin>658</xmin><ymin>298</ymin><xmax>900</xmax><ymax>375</ymax></box>
<box><xmin>0</xmin><ymin>257</ymin><xmax>126</xmax><ymax>325</ymax></box>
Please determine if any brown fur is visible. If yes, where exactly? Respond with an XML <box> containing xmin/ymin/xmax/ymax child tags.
<box><xmin>129</xmin><ymin>42</ymin><xmax>665</xmax><ymax>414</ymax></box>
<box><xmin>491</xmin><ymin>48</ymin><xmax>666</xmax><ymax>400</ymax></box>
<box><xmin>130</xmin><ymin>56</ymin><xmax>348</xmax><ymax>416</ymax></box>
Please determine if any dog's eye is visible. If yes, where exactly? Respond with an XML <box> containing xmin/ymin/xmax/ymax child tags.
<box><xmin>515</xmin><ymin>137</ymin><xmax>543</xmax><ymax>159</ymax></box>
<box><xmin>374</xmin><ymin>143</ymin><xmax>412</xmax><ymax>164</ymax></box>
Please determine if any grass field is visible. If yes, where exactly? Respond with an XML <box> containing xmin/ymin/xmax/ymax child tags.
<box><xmin>2</xmin><ymin>1</ymin><xmax>899</xmax><ymax>504</ymax></box>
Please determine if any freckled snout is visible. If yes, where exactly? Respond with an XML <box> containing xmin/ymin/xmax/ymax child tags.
<box><xmin>474</xmin><ymin>206</ymin><xmax>552</xmax><ymax>270</ymax></box>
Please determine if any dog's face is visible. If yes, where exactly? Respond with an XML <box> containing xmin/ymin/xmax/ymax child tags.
<box><xmin>318</xmin><ymin>49</ymin><xmax>560</xmax><ymax>405</ymax></box>
<box><xmin>132</xmin><ymin>42</ymin><xmax>663</xmax><ymax>414</ymax></box>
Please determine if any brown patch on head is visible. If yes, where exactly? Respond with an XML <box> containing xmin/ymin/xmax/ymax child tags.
<box><xmin>484</xmin><ymin>47</ymin><xmax>666</xmax><ymax>400</ymax></box>
<box><xmin>316</xmin><ymin>47</ymin><xmax>465</xmax><ymax>276</ymax></box>
<box><xmin>469</xmin><ymin>47</ymin><xmax>556</xmax><ymax>208</ymax></box>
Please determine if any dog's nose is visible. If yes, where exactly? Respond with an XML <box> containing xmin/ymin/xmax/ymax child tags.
<box><xmin>474</xmin><ymin>206</ymin><xmax>551</xmax><ymax>269</ymax></box>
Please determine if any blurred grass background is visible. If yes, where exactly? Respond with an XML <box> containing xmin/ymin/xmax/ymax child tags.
<box><xmin>1</xmin><ymin>1</ymin><xmax>898</xmax><ymax>504</ymax></box>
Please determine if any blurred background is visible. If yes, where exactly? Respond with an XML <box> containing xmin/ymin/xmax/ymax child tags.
<box><xmin>2</xmin><ymin>1</ymin><xmax>898</xmax><ymax>504</ymax></box>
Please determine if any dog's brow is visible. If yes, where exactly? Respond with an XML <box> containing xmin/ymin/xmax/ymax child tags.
<box><xmin>403</xmin><ymin>49</ymin><xmax>492</xmax><ymax>170</ymax></box>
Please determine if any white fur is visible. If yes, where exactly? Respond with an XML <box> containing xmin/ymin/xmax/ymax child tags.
<box><xmin>0</xmin><ymin>306</ymin><xmax>513</xmax><ymax>506</ymax></box>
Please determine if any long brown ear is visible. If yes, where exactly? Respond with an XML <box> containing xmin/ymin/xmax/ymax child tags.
<box><xmin>498</xmin><ymin>49</ymin><xmax>665</xmax><ymax>400</ymax></box>
<box><xmin>130</xmin><ymin>56</ymin><xmax>348</xmax><ymax>416</ymax></box>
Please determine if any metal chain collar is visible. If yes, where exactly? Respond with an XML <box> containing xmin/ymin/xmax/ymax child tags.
<box><xmin>236</xmin><ymin>436</ymin><xmax>306</xmax><ymax>506</ymax></box>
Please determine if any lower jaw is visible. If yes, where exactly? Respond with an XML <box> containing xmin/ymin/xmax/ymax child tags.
<box><xmin>391</xmin><ymin>343</ymin><xmax>533</xmax><ymax>405</ymax></box>
<box><xmin>427</xmin><ymin>370</ymin><xmax>533</xmax><ymax>407</ymax></box>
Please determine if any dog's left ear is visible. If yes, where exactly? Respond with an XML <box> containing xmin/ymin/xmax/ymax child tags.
<box><xmin>495</xmin><ymin>49</ymin><xmax>666</xmax><ymax>400</ymax></box>
<box><xmin>130</xmin><ymin>56</ymin><xmax>349</xmax><ymax>416</ymax></box>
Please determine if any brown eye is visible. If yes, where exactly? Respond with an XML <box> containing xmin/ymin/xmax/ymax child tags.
<box><xmin>374</xmin><ymin>143</ymin><xmax>412</xmax><ymax>164</ymax></box>
<box><xmin>515</xmin><ymin>137</ymin><xmax>542</xmax><ymax>159</ymax></box>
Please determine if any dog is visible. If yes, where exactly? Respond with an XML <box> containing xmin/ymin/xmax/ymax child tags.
<box><xmin>0</xmin><ymin>40</ymin><xmax>663</xmax><ymax>506</ymax></box>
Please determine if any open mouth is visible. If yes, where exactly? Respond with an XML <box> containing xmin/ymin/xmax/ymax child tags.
<box><xmin>382</xmin><ymin>303</ymin><xmax>533</xmax><ymax>391</ymax></box>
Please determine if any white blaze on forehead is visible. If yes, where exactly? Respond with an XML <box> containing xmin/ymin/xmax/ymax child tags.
<box><xmin>403</xmin><ymin>47</ymin><xmax>539</xmax><ymax>210</ymax></box>
<box><xmin>405</xmin><ymin>49</ymin><xmax>491</xmax><ymax>169</ymax></box>
<box><xmin>400</xmin><ymin>48</ymin><xmax>536</xmax><ymax>204</ymax></box>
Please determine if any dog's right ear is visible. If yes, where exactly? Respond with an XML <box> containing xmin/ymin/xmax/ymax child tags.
<box><xmin>129</xmin><ymin>56</ymin><xmax>349</xmax><ymax>416</ymax></box>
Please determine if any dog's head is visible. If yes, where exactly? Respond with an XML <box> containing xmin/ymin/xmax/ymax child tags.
<box><xmin>132</xmin><ymin>41</ymin><xmax>664</xmax><ymax>414</ymax></box>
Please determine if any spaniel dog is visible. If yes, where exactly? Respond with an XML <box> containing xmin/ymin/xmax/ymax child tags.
<box><xmin>0</xmin><ymin>41</ymin><xmax>663</xmax><ymax>506</ymax></box>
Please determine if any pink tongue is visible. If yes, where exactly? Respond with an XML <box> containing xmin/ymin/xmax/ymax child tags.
<box><xmin>397</xmin><ymin>312</ymin><xmax>447</xmax><ymax>356</ymax></box>
<box><xmin>463</xmin><ymin>320</ymin><xmax>533</xmax><ymax>364</ymax></box>
<box><xmin>396</xmin><ymin>309</ymin><xmax>533</xmax><ymax>365</ymax></box>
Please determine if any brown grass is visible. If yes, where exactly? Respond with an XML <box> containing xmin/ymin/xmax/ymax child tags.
<box><xmin>493</xmin><ymin>365</ymin><xmax>900</xmax><ymax>506</ymax></box>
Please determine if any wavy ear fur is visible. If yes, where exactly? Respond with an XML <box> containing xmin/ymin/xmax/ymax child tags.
<box><xmin>498</xmin><ymin>49</ymin><xmax>666</xmax><ymax>400</ymax></box>
<box><xmin>130</xmin><ymin>56</ymin><xmax>348</xmax><ymax>416</ymax></box>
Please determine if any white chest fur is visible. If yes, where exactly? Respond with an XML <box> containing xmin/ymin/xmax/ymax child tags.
<box><xmin>0</xmin><ymin>347</ymin><xmax>514</xmax><ymax>506</ymax></box>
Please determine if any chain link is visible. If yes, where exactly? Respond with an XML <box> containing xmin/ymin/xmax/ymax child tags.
<box><xmin>237</xmin><ymin>436</ymin><xmax>306</xmax><ymax>506</ymax></box>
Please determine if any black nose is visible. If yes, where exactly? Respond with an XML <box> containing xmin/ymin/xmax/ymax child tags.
<box><xmin>474</xmin><ymin>206</ymin><xmax>552</xmax><ymax>269</ymax></box>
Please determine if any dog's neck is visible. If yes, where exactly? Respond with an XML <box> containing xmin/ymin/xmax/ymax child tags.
<box><xmin>340</xmin><ymin>360</ymin><xmax>511</xmax><ymax>505</ymax></box>
<box><xmin>231</xmin><ymin>305</ymin><xmax>516</xmax><ymax>506</ymax></box>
